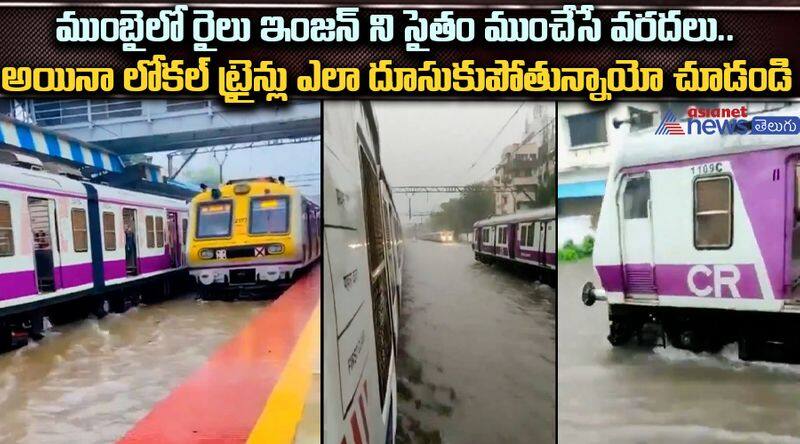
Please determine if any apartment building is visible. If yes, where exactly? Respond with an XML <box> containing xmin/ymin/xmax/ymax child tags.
<box><xmin>494</xmin><ymin>104</ymin><xmax>555</xmax><ymax>215</ymax></box>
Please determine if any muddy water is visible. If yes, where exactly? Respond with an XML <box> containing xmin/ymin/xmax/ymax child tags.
<box><xmin>560</xmin><ymin>259</ymin><xmax>800</xmax><ymax>444</ymax></box>
<box><xmin>397</xmin><ymin>240</ymin><xmax>555</xmax><ymax>443</ymax></box>
<box><xmin>0</xmin><ymin>295</ymin><xmax>267</xmax><ymax>444</ymax></box>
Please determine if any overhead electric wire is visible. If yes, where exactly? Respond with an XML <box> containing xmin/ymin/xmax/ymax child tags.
<box><xmin>461</xmin><ymin>102</ymin><xmax>527</xmax><ymax>182</ymax></box>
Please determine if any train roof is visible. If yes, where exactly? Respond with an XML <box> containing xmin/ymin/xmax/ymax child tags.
<box><xmin>612</xmin><ymin>103</ymin><xmax>800</xmax><ymax>176</ymax></box>
<box><xmin>192</xmin><ymin>178</ymin><xmax>320</xmax><ymax>206</ymax></box>
<box><xmin>473</xmin><ymin>206</ymin><xmax>556</xmax><ymax>227</ymax></box>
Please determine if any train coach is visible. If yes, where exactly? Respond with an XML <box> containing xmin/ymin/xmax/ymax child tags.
<box><xmin>324</xmin><ymin>101</ymin><xmax>404</xmax><ymax>444</ymax></box>
<box><xmin>0</xmin><ymin>157</ymin><xmax>189</xmax><ymax>349</ymax></box>
<box><xmin>186</xmin><ymin>177</ymin><xmax>320</xmax><ymax>295</ymax></box>
<box><xmin>419</xmin><ymin>230</ymin><xmax>454</xmax><ymax>243</ymax></box>
<box><xmin>580</xmin><ymin>104</ymin><xmax>800</xmax><ymax>360</ymax></box>
<box><xmin>472</xmin><ymin>207</ymin><xmax>556</xmax><ymax>276</ymax></box>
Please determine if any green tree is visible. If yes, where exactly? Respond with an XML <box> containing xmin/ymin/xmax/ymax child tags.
<box><xmin>428</xmin><ymin>184</ymin><xmax>494</xmax><ymax>234</ymax></box>
<box><xmin>181</xmin><ymin>165</ymin><xmax>221</xmax><ymax>187</ymax></box>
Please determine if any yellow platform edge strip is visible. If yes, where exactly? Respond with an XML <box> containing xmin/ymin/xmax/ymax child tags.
<box><xmin>247</xmin><ymin>302</ymin><xmax>320</xmax><ymax>444</ymax></box>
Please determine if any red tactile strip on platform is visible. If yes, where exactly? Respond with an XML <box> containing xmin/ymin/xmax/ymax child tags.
<box><xmin>119</xmin><ymin>266</ymin><xmax>320</xmax><ymax>443</ymax></box>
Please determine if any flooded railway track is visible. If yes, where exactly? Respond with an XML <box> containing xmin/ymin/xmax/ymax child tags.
<box><xmin>0</xmin><ymin>292</ymin><xmax>268</xmax><ymax>444</ymax></box>
<box><xmin>397</xmin><ymin>240</ymin><xmax>555</xmax><ymax>443</ymax></box>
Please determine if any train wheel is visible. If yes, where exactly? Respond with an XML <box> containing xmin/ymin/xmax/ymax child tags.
<box><xmin>92</xmin><ymin>298</ymin><xmax>111</xmax><ymax>319</ymax></box>
<box><xmin>162</xmin><ymin>279</ymin><xmax>172</xmax><ymax>299</ymax></box>
<box><xmin>0</xmin><ymin>326</ymin><xmax>11</xmax><ymax>351</ymax></box>
<box><xmin>738</xmin><ymin>335</ymin><xmax>756</xmax><ymax>361</ymax></box>
<box><xmin>113</xmin><ymin>297</ymin><xmax>130</xmax><ymax>313</ymax></box>
<box><xmin>607</xmin><ymin>320</ymin><xmax>633</xmax><ymax>346</ymax></box>
<box><xmin>28</xmin><ymin>314</ymin><xmax>46</xmax><ymax>341</ymax></box>
<box><xmin>677</xmin><ymin>330</ymin><xmax>703</xmax><ymax>352</ymax></box>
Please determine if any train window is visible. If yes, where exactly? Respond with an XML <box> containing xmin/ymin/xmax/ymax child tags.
<box><xmin>695</xmin><ymin>176</ymin><xmax>733</xmax><ymax>249</ymax></box>
<box><xmin>196</xmin><ymin>202</ymin><xmax>232</xmax><ymax>238</ymax></box>
<box><xmin>249</xmin><ymin>196</ymin><xmax>289</xmax><ymax>234</ymax></box>
<box><xmin>520</xmin><ymin>225</ymin><xmax>528</xmax><ymax>247</ymax></box>
<box><xmin>145</xmin><ymin>216</ymin><xmax>155</xmax><ymax>248</ymax></box>
<box><xmin>498</xmin><ymin>226</ymin><xmax>507</xmax><ymax>244</ymax></box>
<box><xmin>527</xmin><ymin>223</ymin><xmax>535</xmax><ymax>246</ymax></box>
<box><xmin>103</xmin><ymin>212</ymin><xmax>116</xmax><ymax>251</ymax></box>
<box><xmin>623</xmin><ymin>175</ymin><xmax>650</xmax><ymax>219</ymax></box>
<box><xmin>0</xmin><ymin>202</ymin><xmax>13</xmax><ymax>256</ymax></box>
<box><xmin>155</xmin><ymin>216</ymin><xmax>164</xmax><ymax>248</ymax></box>
<box><xmin>71</xmin><ymin>208</ymin><xmax>88</xmax><ymax>252</ymax></box>
<box><xmin>359</xmin><ymin>147</ymin><xmax>392</xmax><ymax>404</ymax></box>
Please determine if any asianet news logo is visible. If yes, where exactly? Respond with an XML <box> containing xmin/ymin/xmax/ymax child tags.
<box><xmin>654</xmin><ymin>106</ymin><xmax>800</xmax><ymax>136</ymax></box>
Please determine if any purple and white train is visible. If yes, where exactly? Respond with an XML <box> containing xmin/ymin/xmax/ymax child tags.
<box><xmin>472</xmin><ymin>207</ymin><xmax>556</xmax><ymax>275</ymax></box>
<box><xmin>581</xmin><ymin>104</ymin><xmax>800</xmax><ymax>360</ymax></box>
<box><xmin>0</xmin><ymin>160</ymin><xmax>189</xmax><ymax>349</ymax></box>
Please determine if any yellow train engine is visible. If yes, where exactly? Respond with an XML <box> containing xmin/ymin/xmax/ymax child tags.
<box><xmin>187</xmin><ymin>177</ymin><xmax>320</xmax><ymax>294</ymax></box>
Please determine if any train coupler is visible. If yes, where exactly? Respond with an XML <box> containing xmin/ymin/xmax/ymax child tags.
<box><xmin>581</xmin><ymin>282</ymin><xmax>607</xmax><ymax>306</ymax></box>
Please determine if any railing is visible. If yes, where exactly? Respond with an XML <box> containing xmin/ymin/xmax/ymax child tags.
<box><xmin>165</xmin><ymin>100</ymin><xmax>210</xmax><ymax>112</ymax></box>
<box><xmin>31</xmin><ymin>99</ymin><xmax>143</xmax><ymax>126</ymax></box>
<box><xmin>30</xmin><ymin>99</ymin><xmax>216</xmax><ymax>127</ymax></box>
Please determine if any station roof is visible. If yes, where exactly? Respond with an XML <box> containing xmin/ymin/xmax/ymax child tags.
<box><xmin>0</xmin><ymin>115</ymin><xmax>124</xmax><ymax>172</ymax></box>
<box><xmin>0</xmin><ymin>115</ymin><xmax>196</xmax><ymax>200</ymax></box>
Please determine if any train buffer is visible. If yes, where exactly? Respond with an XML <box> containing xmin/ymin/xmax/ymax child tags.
<box><xmin>120</xmin><ymin>265</ymin><xmax>320</xmax><ymax>444</ymax></box>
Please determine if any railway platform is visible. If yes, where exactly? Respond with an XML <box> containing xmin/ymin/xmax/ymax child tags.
<box><xmin>120</xmin><ymin>266</ymin><xmax>320</xmax><ymax>444</ymax></box>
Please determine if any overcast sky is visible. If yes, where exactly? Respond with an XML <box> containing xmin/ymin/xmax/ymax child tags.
<box><xmin>150</xmin><ymin>140</ymin><xmax>320</xmax><ymax>198</ymax></box>
<box><xmin>373</xmin><ymin>101</ymin><xmax>553</xmax><ymax>223</ymax></box>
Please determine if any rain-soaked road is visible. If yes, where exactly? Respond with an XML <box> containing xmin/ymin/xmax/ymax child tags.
<box><xmin>397</xmin><ymin>240</ymin><xmax>555</xmax><ymax>443</ymax></box>
<box><xmin>0</xmin><ymin>293</ymin><xmax>268</xmax><ymax>444</ymax></box>
<box><xmin>560</xmin><ymin>259</ymin><xmax>800</xmax><ymax>444</ymax></box>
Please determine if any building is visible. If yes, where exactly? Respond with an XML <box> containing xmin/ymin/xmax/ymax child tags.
<box><xmin>493</xmin><ymin>104</ymin><xmax>555</xmax><ymax>215</ymax></box>
<box><xmin>557</xmin><ymin>102</ymin><xmax>660</xmax><ymax>227</ymax></box>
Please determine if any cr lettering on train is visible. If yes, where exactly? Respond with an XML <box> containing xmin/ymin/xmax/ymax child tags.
<box><xmin>687</xmin><ymin>264</ymin><xmax>741</xmax><ymax>298</ymax></box>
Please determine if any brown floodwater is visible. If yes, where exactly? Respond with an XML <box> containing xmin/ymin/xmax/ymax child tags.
<box><xmin>560</xmin><ymin>259</ymin><xmax>800</xmax><ymax>443</ymax></box>
<box><xmin>0</xmin><ymin>294</ymin><xmax>267</xmax><ymax>444</ymax></box>
<box><xmin>397</xmin><ymin>240</ymin><xmax>556</xmax><ymax>443</ymax></box>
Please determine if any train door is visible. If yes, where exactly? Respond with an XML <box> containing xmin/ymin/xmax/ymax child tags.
<box><xmin>545</xmin><ymin>220</ymin><xmax>556</xmax><ymax>267</ymax></box>
<box><xmin>28</xmin><ymin>198</ymin><xmax>60</xmax><ymax>293</ymax></box>
<box><xmin>167</xmin><ymin>211</ymin><xmax>180</xmax><ymax>267</ymax></box>
<box><xmin>303</xmin><ymin>201</ymin><xmax>311</xmax><ymax>262</ymax></box>
<box><xmin>123</xmin><ymin>208</ymin><xmax>139</xmax><ymax>276</ymax></box>
<box><xmin>790</xmin><ymin>162</ymin><xmax>800</xmax><ymax>300</ymax></box>
<box><xmin>532</xmin><ymin>221</ymin><xmax>544</xmax><ymax>265</ymax></box>
<box><xmin>508</xmin><ymin>223</ymin><xmax>516</xmax><ymax>260</ymax></box>
<box><xmin>618</xmin><ymin>174</ymin><xmax>657</xmax><ymax>298</ymax></box>
<box><xmin>181</xmin><ymin>217</ymin><xmax>188</xmax><ymax>263</ymax></box>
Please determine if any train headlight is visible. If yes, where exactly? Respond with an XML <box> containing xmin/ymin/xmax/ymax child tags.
<box><xmin>199</xmin><ymin>249</ymin><xmax>214</xmax><ymax>260</ymax></box>
<box><xmin>267</xmin><ymin>244</ymin><xmax>284</xmax><ymax>254</ymax></box>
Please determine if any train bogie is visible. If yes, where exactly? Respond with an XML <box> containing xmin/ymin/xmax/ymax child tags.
<box><xmin>582</xmin><ymin>104</ymin><xmax>800</xmax><ymax>361</ymax></box>
<box><xmin>419</xmin><ymin>230</ymin><xmax>454</xmax><ymax>243</ymax></box>
<box><xmin>472</xmin><ymin>207</ymin><xmax>556</xmax><ymax>278</ymax></box>
<box><xmin>324</xmin><ymin>101</ymin><xmax>403</xmax><ymax>444</ymax></box>
<box><xmin>0</xmin><ymin>162</ymin><xmax>189</xmax><ymax>350</ymax></box>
